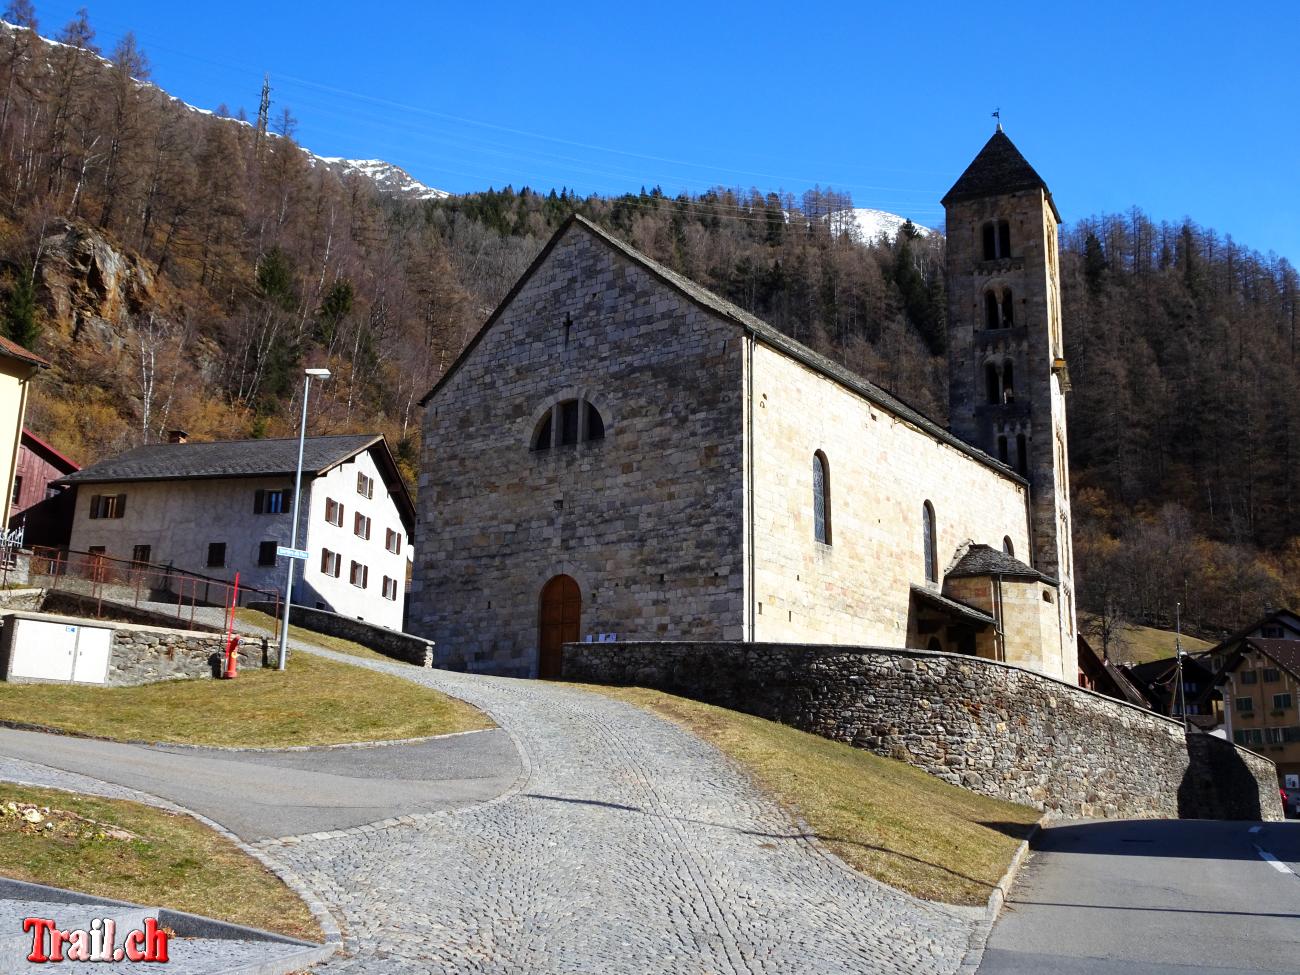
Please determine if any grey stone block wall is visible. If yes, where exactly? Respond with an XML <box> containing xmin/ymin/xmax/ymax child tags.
<box><xmin>564</xmin><ymin>640</ymin><xmax>1283</xmax><ymax>822</ymax></box>
<box><xmin>108</xmin><ymin>627</ymin><xmax>262</xmax><ymax>685</ymax></box>
<box><xmin>247</xmin><ymin>600</ymin><xmax>434</xmax><ymax>667</ymax></box>
<box><xmin>0</xmin><ymin>609</ymin><xmax>264</xmax><ymax>686</ymax></box>
<box><xmin>412</xmin><ymin>223</ymin><xmax>746</xmax><ymax>677</ymax></box>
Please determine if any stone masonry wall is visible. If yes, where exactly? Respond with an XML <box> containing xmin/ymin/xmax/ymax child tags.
<box><xmin>108</xmin><ymin>625</ymin><xmax>262</xmax><ymax>685</ymax></box>
<box><xmin>248</xmin><ymin>600</ymin><xmax>433</xmax><ymax>667</ymax></box>
<box><xmin>564</xmin><ymin>641</ymin><xmax>1282</xmax><ymax>821</ymax></box>
<box><xmin>412</xmin><ymin>222</ymin><xmax>746</xmax><ymax>676</ymax></box>
<box><xmin>0</xmin><ymin>610</ymin><xmax>263</xmax><ymax>686</ymax></box>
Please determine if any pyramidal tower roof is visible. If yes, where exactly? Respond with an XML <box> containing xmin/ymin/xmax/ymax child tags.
<box><xmin>941</xmin><ymin>127</ymin><xmax>1059</xmax><ymax>219</ymax></box>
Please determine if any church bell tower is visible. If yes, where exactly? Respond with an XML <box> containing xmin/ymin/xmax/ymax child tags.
<box><xmin>943</xmin><ymin>127</ymin><xmax>1077</xmax><ymax>673</ymax></box>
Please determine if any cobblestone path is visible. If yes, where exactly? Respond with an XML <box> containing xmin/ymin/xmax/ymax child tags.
<box><xmin>0</xmin><ymin>620</ymin><xmax>982</xmax><ymax>974</ymax></box>
<box><xmin>264</xmin><ymin>644</ymin><xmax>980</xmax><ymax>975</ymax></box>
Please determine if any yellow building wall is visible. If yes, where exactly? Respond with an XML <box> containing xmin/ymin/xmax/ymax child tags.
<box><xmin>0</xmin><ymin>357</ymin><xmax>33</xmax><ymax>527</ymax></box>
<box><xmin>1228</xmin><ymin>650</ymin><xmax>1300</xmax><ymax>778</ymax></box>
<box><xmin>746</xmin><ymin>341</ymin><xmax>1066</xmax><ymax>669</ymax></box>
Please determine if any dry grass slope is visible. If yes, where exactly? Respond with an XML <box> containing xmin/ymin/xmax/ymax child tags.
<box><xmin>0</xmin><ymin>784</ymin><xmax>321</xmax><ymax>940</ymax></box>
<box><xmin>582</xmin><ymin>685</ymin><xmax>1040</xmax><ymax>906</ymax></box>
<box><xmin>1083</xmin><ymin>614</ymin><xmax>1214</xmax><ymax>665</ymax></box>
<box><xmin>0</xmin><ymin>644</ymin><xmax>491</xmax><ymax>747</ymax></box>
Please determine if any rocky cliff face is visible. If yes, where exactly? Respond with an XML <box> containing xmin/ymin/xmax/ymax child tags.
<box><xmin>37</xmin><ymin>223</ymin><xmax>159</xmax><ymax>339</ymax></box>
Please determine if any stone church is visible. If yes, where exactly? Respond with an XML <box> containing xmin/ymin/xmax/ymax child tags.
<box><xmin>411</xmin><ymin>129</ymin><xmax>1078</xmax><ymax>682</ymax></box>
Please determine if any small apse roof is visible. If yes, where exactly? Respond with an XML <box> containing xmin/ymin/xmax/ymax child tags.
<box><xmin>941</xmin><ymin>128</ymin><xmax>1060</xmax><ymax>221</ymax></box>
<box><xmin>57</xmin><ymin>434</ymin><xmax>415</xmax><ymax>534</ymax></box>
<box><xmin>947</xmin><ymin>543</ymin><xmax>1057</xmax><ymax>585</ymax></box>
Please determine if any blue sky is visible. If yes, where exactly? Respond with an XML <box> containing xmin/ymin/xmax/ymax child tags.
<box><xmin>21</xmin><ymin>1</ymin><xmax>1300</xmax><ymax>261</ymax></box>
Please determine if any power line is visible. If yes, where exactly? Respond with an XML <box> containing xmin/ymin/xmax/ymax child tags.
<box><xmin>7</xmin><ymin>11</ymin><xmax>953</xmax><ymax>212</ymax></box>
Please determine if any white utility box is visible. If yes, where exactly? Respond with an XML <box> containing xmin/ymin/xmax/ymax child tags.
<box><xmin>4</xmin><ymin>616</ymin><xmax>113</xmax><ymax>684</ymax></box>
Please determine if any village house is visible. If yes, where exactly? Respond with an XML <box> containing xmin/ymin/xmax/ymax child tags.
<box><xmin>8</xmin><ymin>428</ymin><xmax>79</xmax><ymax>547</ymax></box>
<box><xmin>58</xmin><ymin>433</ymin><xmax>414</xmax><ymax>630</ymax></box>
<box><xmin>1076</xmin><ymin>634</ymin><xmax>1152</xmax><ymax>708</ymax></box>
<box><xmin>1210</xmin><ymin>609</ymin><xmax>1300</xmax><ymax>791</ymax></box>
<box><xmin>0</xmin><ymin>337</ymin><xmax>48</xmax><ymax>531</ymax></box>
<box><xmin>411</xmin><ymin>130</ymin><xmax>1079</xmax><ymax>679</ymax></box>
<box><xmin>1124</xmin><ymin>652</ymin><xmax>1221</xmax><ymax>726</ymax></box>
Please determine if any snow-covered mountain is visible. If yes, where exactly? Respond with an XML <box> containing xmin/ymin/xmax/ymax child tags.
<box><xmin>316</xmin><ymin>158</ymin><xmax>450</xmax><ymax>201</ymax></box>
<box><xmin>827</xmin><ymin>207</ymin><xmax>933</xmax><ymax>244</ymax></box>
<box><xmin>1</xmin><ymin>18</ymin><xmax>454</xmax><ymax>204</ymax></box>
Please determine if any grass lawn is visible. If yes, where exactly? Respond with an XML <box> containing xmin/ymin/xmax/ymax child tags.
<box><xmin>582</xmin><ymin>685</ymin><xmax>1040</xmax><ymax>906</ymax></box>
<box><xmin>1081</xmin><ymin>615</ymin><xmax>1213</xmax><ymax>665</ymax></box>
<box><xmin>0</xmin><ymin>784</ymin><xmax>320</xmax><ymax>940</ymax></box>
<box><xmin>0</xmin><ymin>647</ymin><xmax>491</xmax><ymax>748</ymax></box>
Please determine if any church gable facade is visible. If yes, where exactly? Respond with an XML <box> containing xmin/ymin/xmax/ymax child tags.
<box><xmin>413</xmin><ymin>222</ymin><xmax>749</xmax><ymax>677</ymax></box>
<box><xmin>412</xmin><ymin>131</ymin><xmax>1077</xmax><ymax>683</ymax></box>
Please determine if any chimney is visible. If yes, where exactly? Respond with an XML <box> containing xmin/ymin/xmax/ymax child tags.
<box><xmin>166</xmin><ymin>430</ymin><xmax>189</xmax><ymax>445</ymax></box>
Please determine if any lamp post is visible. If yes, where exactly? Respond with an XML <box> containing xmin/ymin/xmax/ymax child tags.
<box><xmin>278</xmin><ymin>367</ymin><xmax>331</xmax><ymax>671</ymax></box>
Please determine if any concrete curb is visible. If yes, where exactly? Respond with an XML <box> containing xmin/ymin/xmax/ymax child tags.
<box><xmin>956</xmin><ymin>817</ymin><xmax>1046</xmax><ymax>974</ymax></box>
<box><xmin>0</xmin><ymin>876</ymin><xmax>335</xmax><ymax>975</ymax></box>
<box><xmin>0</xmin><ymin>718</ymin><xmax>494</xmax><ymax>752</ymax></box>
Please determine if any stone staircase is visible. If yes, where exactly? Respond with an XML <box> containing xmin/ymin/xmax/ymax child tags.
<box><xmin>1</xmin><ymin>877</ymin><xmax>334</xmax><ymax>973</ymax></box>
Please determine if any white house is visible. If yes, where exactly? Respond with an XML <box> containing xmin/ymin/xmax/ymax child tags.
<box><xmin>59</xmin><ymin>433</ymin><xmax>414</xmax><ymax>630</ymax></box>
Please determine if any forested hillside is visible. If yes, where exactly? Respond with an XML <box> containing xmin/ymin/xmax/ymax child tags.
<box><xmin>1</xmin><ymin>8</ymin><xmax>1297</xmax><ymax>635</ymax></box>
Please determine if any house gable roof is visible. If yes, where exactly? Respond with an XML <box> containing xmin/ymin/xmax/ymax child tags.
<box><xmin>1208</xmin><ymin>608</ymin><xmax>1300</xmax><ymax>657</ymax></box>
<box><xmin>1077</xmin><ymin>635</ymin><xmax>1153</xmax><ymax>709</ymax></box>
<box><xmin>56</xmin><ymin>434</ymin><xmax>415</xmax><ymax>534</ymax></box>
<box><xmin>1219</xmin><ymin>638</ymin><xmax>1300</xmax><ymax>686</ymax></box>
<box><xmin>0</xmin><ymin>335</ymin><xmax>48</xmax><ymax>370</ymax></box>
<box><xmin>941</xmin><ymin>128</ymin><xmax>1061</xmax><ymax>221</ymax></box>
<box><xmin>420</xmin><ymin>214</ymin><xmax>1026</xmax><ymax>486</ymax></box>
<box><xmin>21</xmin><ymin>428</ymin><xmax>78</xmax><ymax>473</ymax></box>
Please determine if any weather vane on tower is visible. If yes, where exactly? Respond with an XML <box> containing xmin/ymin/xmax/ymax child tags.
<box><xmin>992</xmin><ymin>107</ymin><xmax>1002</xmax><ymax>131</ymax></box>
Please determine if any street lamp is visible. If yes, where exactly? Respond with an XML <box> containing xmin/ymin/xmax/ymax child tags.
<box><xmin>278</xmin><ymin>367</ymin><xmax>331</xmax><ymax>671</ymax></box>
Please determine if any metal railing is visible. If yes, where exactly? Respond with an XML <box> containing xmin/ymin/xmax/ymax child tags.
<box><xmin>21</xmin><ymin>546</ymin><xmax>281</xmax><ymax>629</ymax></box>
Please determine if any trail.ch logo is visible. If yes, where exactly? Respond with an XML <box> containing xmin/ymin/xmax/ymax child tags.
<box><xmin>23</xmin><ymin>916</ymin><xmax>170</xmax><ymax>964</ymax></box>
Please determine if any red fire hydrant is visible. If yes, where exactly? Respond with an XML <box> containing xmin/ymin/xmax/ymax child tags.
<box><xmin>224</xmin><ymin>635</ymin><xmax>240</xmax><ymax>679</ymax></box>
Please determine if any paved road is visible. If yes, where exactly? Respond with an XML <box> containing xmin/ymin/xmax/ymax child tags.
<box><xmin>0</xmin><ymin>727</ymin><xmax>520</xmax><ymax>841</ymax></box>
<box><xmin>1</xmin><ymin>636</ymin><xmax>981</xmax><ymax>974</ymax></box>
<box><xmin>978</xmin><ymin>818</ymin><xmax>1300</xmax><ymax>974</ymax></box>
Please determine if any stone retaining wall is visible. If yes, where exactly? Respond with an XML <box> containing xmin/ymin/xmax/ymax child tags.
<box><xmin>108</xmin><ymin>624</ymin><xmax>265</xmax><ymax>685</ymax></box>
<box><xmin>247</xmin><ymin>602</ymin><xmax>433</xmax><ymax>668</ymax></box>
<box><xmin>0</xmin><ymin>610</ymin><xmax>266</xmax><ymax>686</ymax></box>
<box><xmin>0</xmin><ymin>588</ymin><xmax>45</xmax><ymax>612</ymax></box>
<box><xmin>563</xmin><ymin>641</ymin><xmax>1282</xmax><ymax>821</ymax></box>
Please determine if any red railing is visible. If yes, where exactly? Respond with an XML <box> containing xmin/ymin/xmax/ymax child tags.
<box><xmin>23</xmin><ymin>546</ymin><xmax>281</xmax><ymax>629</ymax></box>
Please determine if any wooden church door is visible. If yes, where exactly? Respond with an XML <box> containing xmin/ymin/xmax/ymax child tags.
<box><xmin>538</xmin><ymin>575</ymin><xmax>581</xmax><ymax>678</ymax></box>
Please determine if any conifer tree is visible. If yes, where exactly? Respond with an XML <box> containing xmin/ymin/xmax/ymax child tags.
<box><xmin>3</xmin><ymin>266</ymin><xmax>39</xmax><ymax>349</ymax></box>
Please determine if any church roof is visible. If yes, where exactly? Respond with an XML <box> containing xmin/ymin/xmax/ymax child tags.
<box><xmin>909</xmin><ymin>584</ymin><xmax>995</xmax><ymax>627</ymax></box>
<box><xmin>420</xmin><ymin>214</ymin><xmax>1026</xmax><ymax>486</ymax></box>
<box><xmin>941</xmin><ymin>129</ymin><xmax>1060</xmax><ymax>220</ymax></box>
<box><xmin>947</xmin><ymin>543</ymin><xmax>1056</xmax><ymax>584</ymax></box>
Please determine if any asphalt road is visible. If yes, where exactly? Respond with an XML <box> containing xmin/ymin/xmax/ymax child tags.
<box><xmin>0</xmin><ymin>726</ymin><xmax>521</xmax><ymax>840</ymax></box>
<box><xmin>979</xmin><ymin>818</ymin><xmax>1300</xmax><ymax>974</ymax></box>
